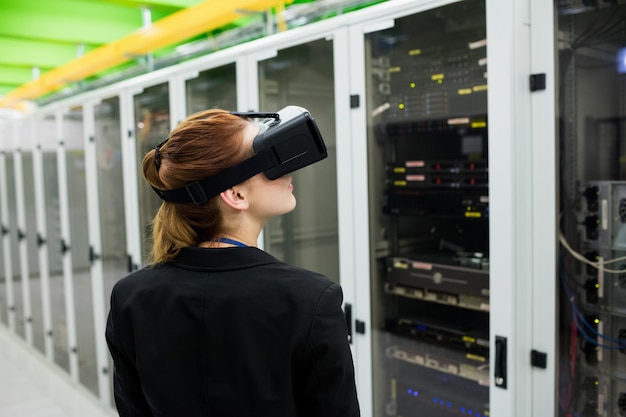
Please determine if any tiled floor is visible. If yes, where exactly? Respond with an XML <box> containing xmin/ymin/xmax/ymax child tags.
<box><xmin>0</xmin><ymin>326</ymin><xmax>117</xmax><ymax>417</ymax></box>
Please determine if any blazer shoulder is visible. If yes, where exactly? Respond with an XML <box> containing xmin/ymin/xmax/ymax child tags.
<box><xmin>110</xmin><ymin>263</ymin><xmax>170</xmax><ymax>295</ymax></box>
<box><xmin>283</xmin><ymin>263</ymin><xmax>339</xmax><ymax>289</ymax></box>
<box><xmin>313</xmin><ymin>281</ymin><xmax>344</xmax><ymax>316</ymax></box>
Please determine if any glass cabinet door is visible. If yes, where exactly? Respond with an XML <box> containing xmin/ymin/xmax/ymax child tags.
<box><xmin>185</xmin><ymin>63</ymin><xmax>237</xmax><ymax>115</ymax></box>
<box><xmin>62</xmin><ymin>107</ymin><xmax>98</xmax><ymax>394</ymax></box>
<box><xmin>4</xmin><ymin>153</ymin><xmax>22</xmax><ymax>338</ymax></box>
<box><xmin>39</xmin><ymin>115</ymin><xmax>67</xmax><ymax>372</ymax></box>
<box><xmin>0</xmin><ymin>144</ymin><xmax>4</xmax><ymax>327</ymax></box>
<box><xmin>94</xmin><ymin>96</ymin><xmax>127</xmax><ymax>403</ymax></box>
<box><xmin>364</xmin><ymin>1</ymin><xmax>489</xmax><ymax>416</ymax></box>
<box><xmin>134</xmin><ymin>83</ymin><xmax>171</xmax><ymax>264</ymax></box>
<box><xmin>257</xmin><ymin>38</ymin><xmax>340</xmax><ymax>282</ymax></box>
<box><xmin>0</xmin><ymin>146</ymin><xmax>20</xmax><ymax>335</ymax></box>
<box><xmin>95</xmin><ymin>97</ymin><xmax>128</xmax><ymax>316</ymax></box>
<box><xmin>556</xmin><ymin>2</ymin><xmax>626</xmax><ymax>416</ymax></box>
<box><xmin>15</xmin><ymin>125</ymin><xmax>44</xmax><ymax>352</ymax></box>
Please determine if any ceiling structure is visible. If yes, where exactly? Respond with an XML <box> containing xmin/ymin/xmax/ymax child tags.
<box><xmin>3</xmin><ymin>0</ymin><xmax>386</xmax><ymax>112</ymax></box>
<box><xmin>0</xmin><ymin>0</ymin><xmax>210</xmax><ymax>97</ymax></box>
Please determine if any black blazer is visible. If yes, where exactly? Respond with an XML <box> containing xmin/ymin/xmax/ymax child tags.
<box><xmin>106</xmin><ymin>246</ymin><xmax>360</xmax><ymax>417</ymax></box>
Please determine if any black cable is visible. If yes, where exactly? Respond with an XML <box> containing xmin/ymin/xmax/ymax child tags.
<box><xmin>588</xmin><ymin>11</ymin><xmax>626</xmax><ymax>42</ymax></box>
<box><xmin>572</xmin><ymin>11</ymin><xmax>602</xmax><ymax>50</ymax></box>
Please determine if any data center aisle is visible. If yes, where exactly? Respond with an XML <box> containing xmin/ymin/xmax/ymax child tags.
<box><xmin>0</xmin><ymin>326</ymin><xmax>117</xmax><ymax>417</ymax></box>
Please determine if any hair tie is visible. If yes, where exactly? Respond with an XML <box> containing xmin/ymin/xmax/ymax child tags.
<box><xmin>154</xmin><ymin>140</ymin><xmax>167</xmax><ymax>171</ymax></box>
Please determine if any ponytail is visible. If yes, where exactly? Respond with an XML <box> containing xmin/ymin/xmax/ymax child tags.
<box><xmin>140</xmin><ymin>109</ymin><xmax>252</xmax><ymax>264</ymax></box>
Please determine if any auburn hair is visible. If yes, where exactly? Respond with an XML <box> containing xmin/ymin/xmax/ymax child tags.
<box><xmin>142</xmin><ymin>109</ymin><xmax>253</xmax><ymax>264</ymax></box>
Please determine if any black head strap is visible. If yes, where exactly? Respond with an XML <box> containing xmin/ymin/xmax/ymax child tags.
<box><xmin>151</xmin><ymin>148</ymin><xmax>277</xmax><ymax>204</ymax></box>
<box><xmin>231</xmin><ymin>112</ymin><xmax>279</xmax><ymax>121</ymax></box>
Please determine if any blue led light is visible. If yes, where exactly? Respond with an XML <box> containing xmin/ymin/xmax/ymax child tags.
<box><xmin>618</xmin><ymin>47</ymin><xmax>626</xmax><ymax>74</ymax></box>
<box><xmin>468</xmin><ymin>410</ymin><xmax>473</xmax><ymax>415</ymax></box>
<box><xmin>440</xmin><ymin>400</ymin><xmax>445</xmax><ymax>405</ymax></box>
<box><xmin>447</xmin><ymin>402</ymin><xmax>452</xmax><ymax>408</ymax></box>
<box><xmin>433</xmin><ymin>397</ymin><xmax>438</xmax><ymax>403</ymax></box>
<box><xmin>461</xmin><ymin>407</ymin><xmax>466</xmax><ymax>413</ymax></box>
<box><xmin>408</xmin><ymin>389</ymin><xmax>412</xmax><ymax>395</ymax></box>
<box><xmin>413</xmin><ymin>391</ymin><xmax>418</xmax><ymax>397</ymax></box>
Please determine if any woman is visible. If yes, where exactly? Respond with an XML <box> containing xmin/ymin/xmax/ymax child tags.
<box><xmin>105</xmin><ymin>108</ymin><xmax>360</xmax><ymax>417</ymax></box>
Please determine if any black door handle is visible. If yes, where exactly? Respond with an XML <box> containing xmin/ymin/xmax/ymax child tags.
<box><xmin>60</xmin><ymin>238</ymin><xmax>70</xmax><ymax>254</ymax></box>
<box><xmin>495</xmin><ymin>335</ymin><xmax>507</xmax><ymax>389</ymax></box>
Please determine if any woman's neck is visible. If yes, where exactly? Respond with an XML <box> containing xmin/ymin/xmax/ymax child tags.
<box><xmin>199</xmin><ymin>233</ymin><xmax>257</xmax><ymax>248</ymax></box>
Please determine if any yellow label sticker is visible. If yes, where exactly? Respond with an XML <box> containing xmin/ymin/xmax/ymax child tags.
<box><xmin>466</xmin><ymin>353</ymin><xmax>487</xmax><ymax>362</ymax></box>
<box><xmin>465</xmin><ymin>212</ymin><xmax>482</xmax><ymax>218</ymax></box>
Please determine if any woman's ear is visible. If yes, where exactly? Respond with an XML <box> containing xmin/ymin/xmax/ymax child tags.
<box><xmin>219</xmin><ymin>187</ymin><xmax>249</xmax><ymax>211</ymax></box>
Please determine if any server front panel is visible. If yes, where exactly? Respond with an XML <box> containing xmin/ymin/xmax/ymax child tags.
<box><xmin>364</xmin><ymin>1</ymin><xmax>490</xmax><ymax>415</ymax></box>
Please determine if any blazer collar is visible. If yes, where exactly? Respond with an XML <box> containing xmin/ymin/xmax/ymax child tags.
<box><xmin>171</xmin><ymin>246</ymin><xmax>280</xmax><ymax>271</ymax></box>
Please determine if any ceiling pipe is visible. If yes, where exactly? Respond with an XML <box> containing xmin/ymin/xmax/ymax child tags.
<box><xmin>141</xmin><ymin>6</ymin><xmax>155</xmax><ymax>71</ymax></box>
<box><xmin>0</xmin><ymin>0</ymin><xmax>291</xmax><ymax>110</ymax></box>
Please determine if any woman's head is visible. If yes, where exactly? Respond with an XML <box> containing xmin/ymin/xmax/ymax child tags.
<box><xmin>142</xmin><ymin>109</ymin><xmax>255</xmax><ymax>263</ymax></box>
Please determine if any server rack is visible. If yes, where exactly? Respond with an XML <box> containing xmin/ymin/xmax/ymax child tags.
<box><xmin>556</xmin><ymin>1</ymin><xmax>626</xmax><ymax>415</ymax></box>
<box><xmin>361</xmin><ymin>2</ymin><xmax>490</xmax><ymax>415</ymax></box>
<box><xmin>560</xmin><ymin>180</ymin><xmax>626</xmax><ymax>417</ymax></box>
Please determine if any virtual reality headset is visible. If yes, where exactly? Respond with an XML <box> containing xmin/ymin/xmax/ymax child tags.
<box><xmin>152</xmin><ymin>105</ymin><xmax>327</xmax><ymax>204</ymax></box>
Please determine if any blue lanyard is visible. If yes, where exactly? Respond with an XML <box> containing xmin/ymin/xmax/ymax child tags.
<box><xmin>217</xmin><ymin>237</ymin><xmax>248</xmax><ymax>247</ymax></box>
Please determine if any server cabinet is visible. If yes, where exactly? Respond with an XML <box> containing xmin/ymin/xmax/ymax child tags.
<box><xmin>92</xmin><ymin>95</ymin><xmax>127</xmax><ymax>406</ymax></box>
<box><xmin>0</xmin><ymin>125</ymin><xmax>4</xmax><ymax>327</ymax></box>
<box><xmin>254</xmin><ymin>37</ymin><xmax>341</xmax><ymax>281</ymax></box>
<box><xmin>184</xmin><ymin>63</ymin><xmax>237</xmax><ymax>116</ymax></box>
<box><xmin>0</xmin><ymin>131</ymin><xmax>5</xmax><ymax>328</ymax></box>
<box><xmin>0</xmin><ymin>131</ymin><xmax>17</xmax><ymax>333</ymax></box>
<box><xmin>11</xmin><ymin>120</ymin><xmax>39</xmax><ymax>349</ymax></box>
<box><xmin>94</xmin><ymin>96</ymin><xmax>128</xmax><ymax>304</ymax></box>
<box><xmin>556</xmin><ymin>1</ymin><xmax>626</xmax><ymax>416</ymax></box>
<box><xmin>4</xmin><ymin>124</ymin><xmax>27</xmax><ymax>339</ymax></box>
<box><xmin>360</xmin><ymin>1</ymin><xmax>490</xmax><ymax>416</ymax></box>
<box><xmin>3</xmin><ymin>145</ymin><xmax>23</xmax><ymax>339</ymax></box>
<box><xmin>59</xmin><ymin>106</ymin><xmax>99</xmax><ymax>393</ymax></box>
<box><xmin>132</xmin><ymin>82</ymin><xmax>172</xmax><ymax>265</ymax></box>
<box><xmin>37</xmin><ymin>114</ymin><xmax>68</xmax><ymax>373</ymax></box>
<box><xmin>235</xmin><ymin>22</ymin><xmax>359</xmax><ymax>407</ymax></box>
<box><xmin>32</xmin><ymin>115</ymin><xmax>56</xmax><ymax>362</ymax></box>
